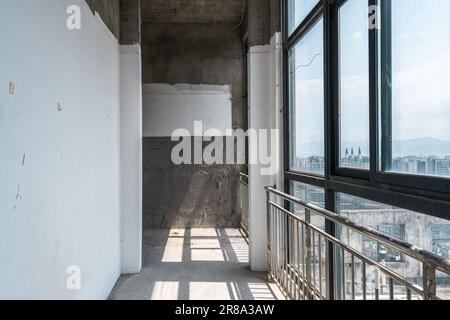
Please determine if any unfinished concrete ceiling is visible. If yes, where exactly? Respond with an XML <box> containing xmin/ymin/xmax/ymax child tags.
<box><xmin>141</xmin><ymin>0</ymin><xmax>245</xmax><ymax>24</ymax></box>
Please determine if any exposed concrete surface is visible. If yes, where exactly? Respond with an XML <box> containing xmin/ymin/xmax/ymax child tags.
<box><xmin>143</xmin><ymin>138</ymin><xmax>243</xmax><ymax>229</ymax></box>
<box><xmin>247</xmin><ymin>0</ymin><xmax>271</xmax><ymax>46</ymax></box>
<box><xmin>270</xmin><ymin>0</ymin><xmax>282</xmax><ymax>35</ymax></box>
<box><xmin>109</xmin><ymin>229</ymin><xmax>284</xmax><ymax>300</ymax></box>
<box><xmin>141</xmin><ymin>22</ymin><xmax>246</xmax><ymax>229</ymax></box>
<box><xmin>86</xmin><ymin>0</ymin><xmax>121</xmax><ymax>40</ymax></box>
<box><xmin>142</xmin><ymin>22</ymin><xmax>245</xmax><ymax>129</ymax></box>
<box><xmin>141</xmin><ymin>0</ymin><xmax>245</xmax><ymax>24</ymax></box>
<box><xmin>120</xmin><ymin>0</ymin><xmax>141</xmax><ymax>45</ymax></box>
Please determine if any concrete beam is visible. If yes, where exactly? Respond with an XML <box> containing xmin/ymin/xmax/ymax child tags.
<box><xmin>141</xmin><ymin>0</ymin><xmax>244</xmax><ymax>24</ymax></box>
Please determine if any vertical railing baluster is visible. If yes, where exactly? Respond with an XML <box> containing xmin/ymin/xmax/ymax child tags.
<box><xmin>272</xmin><ymin>206</ymin><xmax>275</xmax><ymax>283</ymax></box>
<box><xmin>318</xmin><ymin>234</ymin><xmax>323</xmax><ymax>299</ymax></box>
<box><xmin>374</xmin><ymin>269</ymin><xmax>379</xmax><ymax>300</ymax></box>
<box><xmin>362</xmin><ymin>262</ymin><xmax>367</xmax><ymax>300</ymax></box>
<box><xmin>389</xmin><ymin>277</ymin><xmax>394</xmax><ymax>300</ymax></box>
<box><xmin>278</xmin><ymin>210</ymin><xmax>282</xmax><ymax>292</ymax></box>
<box><xmin>296</xmin><ymin>221</ymin><xmax>301</xmax><ymax>300</ymax></box>
<box><xmin>305</xmin><ymin>209</ymin><xmax>312</xmax><ymax>299</ymax></box>
<box><xmin>283</xmin><ymin>213</ymin><xmax>288</xmax><ymax>293</ymax></box>
<box><xmin>342</xmin><ymin>247</ymin><xmax>346</xmax><ymax>300</ymax></box>
<box><xmin>351</xmin><ymin>255</ymin><xmax>355</xmax><ymax>300</ymax></box>
<box><xmin>312</xmin><ymin>230</ymin><xmax>316</xmax><ymax>300</ymax></box>
<box><xmin>275</xmin><ymin>208</ymin><xmax>280</xmax><ymax>285</ymax></box>
<box><xmin>333</xmin><ymin>244</ymin><xmax>338</xmax><ymax>300</ymax></box>
<box><xmin>406</xmin><ymin>288</ymin><xmax>411</xmax><ymax>301</ymax></box>
<box><xmin>423</xmin><ymin>263</ymin><xmax>436</xmax><ymax>300</ymax></box>
<box><xmin>286</xmin><ymin>216</ymin><xmax>290</xmax><ymax>298</ymax></box>
<box><xmin>294</xmin><ymin>221</ymin><xmax>300</xmax><ymax>300</ymax></box>
<box><xmin>288</xmin><ymin>217</ymin><xmax>294</xmax><ymax>299</ymax></box>
<box><xmin>266</xmin><ymin>190</ymin><xmax>271</xmax><ymax>282</ymax></box>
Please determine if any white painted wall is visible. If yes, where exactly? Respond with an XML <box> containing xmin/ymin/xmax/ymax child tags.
<box><xmin>120</xmin><ymin>45</ymin><xmax>142</xmax><ymax>274</ymax></box>
<box><xmin>142</xmin><ymin>84</ymin><xmax>232</xmax><ymax>137</ymax></box>
<box><xmin>247</xmin><ymin>33</ymin><xmax>284</xmax><ymax>272</ymax></box>
<box><xmin>0</xmin><ymin>0</ymin><xmax>121</xmax><ymax>299</ymax></box>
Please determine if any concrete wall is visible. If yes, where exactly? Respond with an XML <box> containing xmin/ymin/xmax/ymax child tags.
<box><xmin>143</xmin><ymin>138</ymin><xmax>242</xmax><ymax>229</ymax></box>
<box><xmin>142</xmin><ymin>23</ymin><xmax>245</xmax><ymax>129</ymax></box>
<box><xmin>0</xmin><ymin>0</ymin><xmax>121</xmax><ymax>299</ymax></box>
<box><xmin>141</xmin><ymin>22</ymin><xmax>245</xmax><ymax>229</ymax></box>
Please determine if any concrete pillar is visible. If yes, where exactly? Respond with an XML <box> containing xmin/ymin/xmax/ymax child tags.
<box><xmin>120</xmin><ymin>0</ymin><xmax>141</xmax><ymax>45</ymax></box>
<box><xmin>248</xmin><ymin>44</ymin><xmax>272</xmax><ymax>271</ymax></box>
<box><xmin>247</xmin><ymin>0</ymin><xmax>271</xmax><ymax>47</ymax></box>
<box><xmin>270</xmin><ymin>0</ymin><xmax>282</xmax><ymax>36</ymax></box>
<box><xmin>119</xmin><ymin>0</ymin><xmax>143</xmax><ymax>274</ymax></box>
<box><xmin>246</xmin><ymin>0</ymin><xmax>283</xmax><ymax>272</ymax></box>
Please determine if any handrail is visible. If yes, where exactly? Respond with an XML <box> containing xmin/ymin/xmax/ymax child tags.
<box><xmin>268</xmin><ymin>200</ymin><xmax>424</xmax><ymax>296</ymax></box>
<box><xmin>266</xmin><ymin>186</ymin><xmax>450</xmax><ymax>276</ymax></box>
<box><xmin>239</xmin><ymin>173</ymin><xmax>249</xmax><ymax>186</ymax></box>
<box><xmin>239</xmin><ymin>173</ymin><xmax>249</xmax><ymax>237</ymax></box>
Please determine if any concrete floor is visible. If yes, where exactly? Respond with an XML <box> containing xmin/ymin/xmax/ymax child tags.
<box><xmin>109</xmin><ymin>228</ymin><xmax>284</xmax><ymax>300</ymax></box>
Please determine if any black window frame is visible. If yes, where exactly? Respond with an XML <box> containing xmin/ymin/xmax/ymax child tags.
<box><xmin>283</xmin><ymin>0</ymin><xmax>450</xmax><ymax>224</ymax></box>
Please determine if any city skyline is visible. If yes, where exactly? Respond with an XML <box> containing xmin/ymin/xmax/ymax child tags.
<box><xmin>296</xmin><ymin>136</ymin><xmax>450</xmax><ymax>158</ymax></box>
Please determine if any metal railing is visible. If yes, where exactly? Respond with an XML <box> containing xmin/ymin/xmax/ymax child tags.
<box><xmin>266</xmin><ymin>187</ymin><xmax>450</xmax><ymax>300</ymax></box>
<box><xmin>240</xmin><ymin>173</ymin><xmax>249</xmax><ymax>236</ymax></box>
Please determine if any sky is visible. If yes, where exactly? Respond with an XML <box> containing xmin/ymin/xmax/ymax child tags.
<box><xmin>289</xmin><ymin>0</ymin><xmax>450</xmax><ymax>158</ymax></box>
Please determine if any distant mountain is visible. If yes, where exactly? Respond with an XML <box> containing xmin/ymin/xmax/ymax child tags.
<box><xmin>392</xmin><ymin>137</ymin><xmax>450</xmax><ymax>158</ymax></box>
<box><xmin>297</xmin><ymin>137</ymin><xmax>450</xmax><ymax>158</ymax></box>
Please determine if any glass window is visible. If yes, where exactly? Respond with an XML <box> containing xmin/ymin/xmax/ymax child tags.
<box><xmin>289</xmin><ymin>18</ymin><xmax>325</xmax><ymax>175</ymax></box>
<box><xmin>380</xmin><ymin>0</ymin><xmax>450</xmax><ymax>178</ymax></box>
<box><xmin>336</xmin><ymin>192</ymin><xmax>450</xmax><ymax>300</ymax></box>
<box><xmin>287</xmin><ymin>0</ymin><xmax>320</xmax><ymax>36</ymax></box>
<box><xmin>290</xmin><ymin>181</ymin><xmax>326</xmax><ymax>294</ymax></box>
<box><xmin>291</xmin><ymin>181</ymin><xmax>325</xmax><ymax>230</ymax></box>
<box><xmin>339</xmin><ymin>0</ymin><xmax>370</xmax><ymax>170</ymax></box>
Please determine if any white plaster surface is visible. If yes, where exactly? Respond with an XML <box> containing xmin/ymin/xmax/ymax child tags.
<box><xmin>247</xmin><ymin>34</ymin><xmax>283</xmax><ymax>272</ymax></box>
<box><xmin>143</xmin><ymin>83</ymin><xmax>233</xmax><ymax>137</ymax></box>
<box><xmin>0</xmin><ymin>0</ymin><xmax>121</xmax><ymax>299</ymax></box>
<box><xmin>247</xmin><ymin>45</ymin><xmax>272</xmax><ymax>272</ymax></box>
<box><xmin>120</xmin><ymin>44</ymin><xmax>143</xmax><ymax>275</ymax></box>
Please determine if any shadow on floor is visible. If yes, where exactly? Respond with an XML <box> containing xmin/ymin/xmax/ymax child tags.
<box><xmin>109</xmin><ymin>228</ymin><xmax>284</xmax><ymax>300</ymax></box>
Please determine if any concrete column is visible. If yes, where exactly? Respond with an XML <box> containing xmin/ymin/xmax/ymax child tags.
<box><xmin>269</xmin><ymin>32</ymin><xmax>284</xmax><ymax>195</ymax></box>
<box><xmin>248</xmin><ymin>45</ymin><xmax>272</xmax><ymax>271</ymax></box>
<box><xmin>246</xmin><ymin>0</ymin><xmax>283</xmax><ymax>271</ymax></box>
<box><xmin>119</xmin><ymin>0</ymin><xmax>143</xmax><ymax>274</ymax></box>
<box><xmin>247</xmin><ymin>0</ymin><xmax>271</xmax><ymax>47</ymax></box>
<box><xmin>120</xmin><ymin>0</ymin><xmax>141</xmax><ymax>45</ymax></box>
<box><xmin>270</xmin><ymin>0</ymin><xmax>282</xmax><ymax>36</ymax></box>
